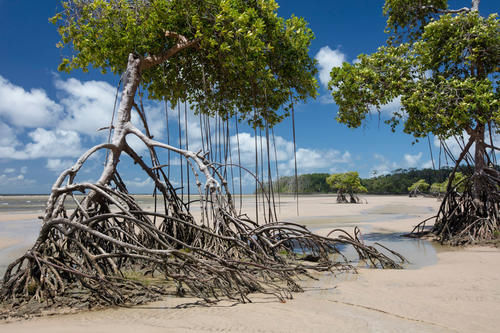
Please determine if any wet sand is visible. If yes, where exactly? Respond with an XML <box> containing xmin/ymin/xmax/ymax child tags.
<box><xmin>1</xmin><ymin>195</ymin><xmax>499</xmax><ymax>332</ymax></box>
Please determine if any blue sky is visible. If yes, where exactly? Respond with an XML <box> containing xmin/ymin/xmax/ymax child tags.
<box><xmin>0</xmin><ymin>1</ymin><xmax>498</xmax><ymax>194</ymax></box>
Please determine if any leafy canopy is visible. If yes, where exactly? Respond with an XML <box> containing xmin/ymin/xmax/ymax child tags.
<box><xmin>51</xmin><ymin>0</ymin><xmax>318</xmax><ymax>127</ymax></box>
<box><xmin>326</xmin><ymin>172</ymin><xmax>367</xmax><ymax>194</ymax></box>
<box><xmin>329</xmin><ymin>1</ymin><xmax>499</xmax><ymax>141</ymax></box>
<box><xmin>430</xmin><ymin>172</ymin><xmax>467</xmax><ymax>193</ymax></box>
<box><xmin>408</xmin><ymin>179</ymin><xmax>430</xmax><ymax>192</ymax></box>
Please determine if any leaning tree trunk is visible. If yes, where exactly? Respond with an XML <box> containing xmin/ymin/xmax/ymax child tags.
<box><xmin>410</xmin><ymin>124</ymin><xmax>500</xmax><ymax>245</ymax></box>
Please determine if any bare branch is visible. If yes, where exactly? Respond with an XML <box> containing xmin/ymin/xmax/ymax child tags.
<box><xmin>141</xmin><ymin>32</ymin><xmax>200</xmax><ymax>71</ymax></box>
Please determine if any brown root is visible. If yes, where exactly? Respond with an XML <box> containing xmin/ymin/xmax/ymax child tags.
<box><xmin>409</xmin><ymin>171</ymin><xmax>500</xmax><ymax>245</ymax></box>
<box><xmin>0</xmin><ymin>151</ymin><xmax>402</xmax><ymax>319</ymax></box>
<box><xmin>0</xmin><ymin>52</ymin><xmax>402</xmax><ymax>319</ymax></box>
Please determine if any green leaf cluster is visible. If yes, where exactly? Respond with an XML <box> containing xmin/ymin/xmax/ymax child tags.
<box><xmin>51</xmin><ymin>0</ymin><xmax>318</xmax><ymax>127</ymax></box>
<box><xmin>326</xmin><ymin>172</ymin><xmax>367</xmax><ymax>194</ymax></box>
<box><xmin>430</xmin><ymin>172</ymin><xmax>467</xmax><ymax>193</ymax></box>
<box><xmin>330</xmin><ymin>1</ymin><xmax>499</xmax><ymax>142</ymax></box>
<box><xmin>408</xmin><ymin>179</ymin><xmax>430</xmax><ymax>192</ymax></box>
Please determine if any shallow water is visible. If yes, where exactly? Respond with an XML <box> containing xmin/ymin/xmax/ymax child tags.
<box><xmin>0</xmin><ymin>196</ymin><xmax>442</xmax><ymax>276</ymax></box>
<box><xmin>0</xmin><ymin>195</ymin><xmax>48</xmax><ymax>212</ymax></box>
<box><xmin>287</xmin><ymin>203</ymin><xmax>442</xmax><ymax>269</ymax></box>
<box><xmin>0</xmin><ymin>218</ymin><xmax>42</xmax><ymax>275</ymax></box>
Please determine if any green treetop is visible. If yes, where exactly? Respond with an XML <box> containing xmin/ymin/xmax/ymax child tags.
<box><xmin>326</xmin><ymin>172</ymin><xmax>367</xmax><ymax>203</ymax></box>
<box><xmin>329</xmin><ymin>1</ymin><xmax>499</xmax><ymax>244</ymax></box>
<box><xmin>431</xmin><ymin>172</ymin><xmax>468</xmax><ymax>194</ymax></box>
<box><xmin>408</xmin><ymin>179</ymin><xmax>430</xmax><ymax>193</ymax></box>
<box><xmin>329</xmin><ymin>0</ymin><xmax>498</xmax><ymax>161</ymax></box>
<box><xmin>51</xmin><ymin>0</ymin><xmax>318</xmax><ymax>127</ymax></box>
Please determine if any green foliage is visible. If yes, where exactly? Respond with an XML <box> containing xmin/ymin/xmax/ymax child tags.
<box><xmin>51</xmin><ymin>0</ymin><xmax>318</xmax><ymax>127</ymax></box>
<box><xmin>408</xmin><ymin>179</ymin><xmax>430</xmax><ymax>192</ymax></box>
<box><xmin>268</xmin><ymin>173</ymin><xmax>331</xmax><ymax>193</ymax></box>
<box><xmin>326</xmin><ymin>172</ymin><xmax>367</xmax><ymax>194</ymax></box>
<box><xmin>267</xmin><ymin>167</ymin><xmax>484</xmax><ymax>195</ymax></box>
<box><xmin>330</xmin><ymin>2</ymin><xmax>499</xmax><ymax>142</ymax></box>
<box><xmin>430</xmin><ymin>182</ymin><xmax>444</xmax><ymax>194</ymax></box>
<box><xmin>361</xmin><ymin>167</ymin><xmax>473</xmax><ymax>194</ymax></box>
<box><xmin>430</xmin><ymin>172</ymin><xmax>468</xmax><ymax>194</ymax></box>
<box><xmin>383</xmin><ymin>0</ymin><xmax>447</xmax><ymax>42</ymax></box>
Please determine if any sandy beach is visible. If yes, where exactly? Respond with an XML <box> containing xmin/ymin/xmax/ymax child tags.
<box><xmin>1</xmin><ymin>195</ymin><xmax>499</xmax><ymax>332</ymax></box>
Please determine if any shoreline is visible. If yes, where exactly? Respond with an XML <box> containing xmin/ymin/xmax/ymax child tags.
<box><xmin>1</xmin><ymin>195</ymin><xmax>499</xmax><ymax>332</ymax></box>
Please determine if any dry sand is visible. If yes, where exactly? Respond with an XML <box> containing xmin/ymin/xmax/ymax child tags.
<box><xmin>1</xmin><ymin>195</ymin><xmax>499</xmax><ymax>332</ymax></box>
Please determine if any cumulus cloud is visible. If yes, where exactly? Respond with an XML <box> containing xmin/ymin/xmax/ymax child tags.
<box><xmin>0</xmin><ymin>173</ymin><xmax>35</xmax><ymax>187</ymax></box>
<box><xmin>315</xmin><ymin>46</ymin><xmax>346</xmax><ymax>88</ymax></box>
<box><xmin>404</xmin><ymin>152</ymin><xmax>422</xmax><ymax>167</ymax></box>
<box><xmin>318</xmin><ymin>94</ymin><xmax>335</xmax><ymax>105</ymax></box>
<box><xmin>0</xmin><ymin>121</ymin><xmax>21</xmax><ymax>147</ymax></box>
<box><xmin>56</xmin><ymin>77</ymin><xmax>117</xmax><ymax>136</ymax></box>
<box><xmin>0</xmin><ymin>128</ymin><xmax>83</xmax><ymax>160</ymax></box>
<box><xmin>370</xmin><ymin>153</ymin><xmax>398</xmax><ymax>176</ymax></box>
<box><xmin>46</xmin><ymin>159</ymin><xmax>75</xmax><ymax>173</ymax></box>
<box><xmin>227</xmin><ymin>130</ymin><xmax>351</xmax><ymax>177</ymax></box>
<box><xmin>422</xmin><ymin>160</ymin><xmax>434</xmax><ymax>169</ymax></box>
<box><xmin>432</xmin><ymin>131</ymin><xmax>500</xmax><ymax>165</ymax></box>
<box><xmin>286</xmin><ymin>148</ymin><xmax>351</xmax><ymax>173</ymax></box>
<box><xmin>0</xmin><ymin>75</ymin><xmax>62</xmax><ymax>128</ymax></box>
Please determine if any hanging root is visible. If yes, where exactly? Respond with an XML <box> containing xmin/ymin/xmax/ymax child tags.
<box><xmin>0</xmin><ymin>141</ymin><xmax>403</xmax><ymax>320</ymax></box>
<box><xmin>409</xmin><ymin>170</ymin><xmax>500</xmax><ymax>245</ymax></box>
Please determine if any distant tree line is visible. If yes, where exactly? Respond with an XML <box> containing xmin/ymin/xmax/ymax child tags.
<box><xmin>271</xmin><ymin>173</ymin><xmax>331</xmax><ymax>193</ymax></box>
<box><xmin>266</xmin><ymin>167</ymin><xmax>486</xmax><ymax>194</ymax></box>
<box><xmin>361</xmin><ymin>167</ymin><xmax>476</xmax><ymax>194</ymax></box>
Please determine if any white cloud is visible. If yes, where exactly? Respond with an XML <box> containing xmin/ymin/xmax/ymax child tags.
<box><xmin>126</xmin><ymin>177</ymin><xmax>153</xmax><ymax>189</ymax></box>
<box><xmin>433</xmin><ymin>131</ymin><xmax>500</xmax><ymax>165</ymax></box>
<box><xmin>404</xmin><ymin>152</ymin><xmax>422</xmax><ymax>167</ymax></box>
<box><xmin>370</xmin><ymin>96</ymin><xmax>402</xmax><ymax>116</ymax></box>
<box><xmin>0</xmin><ymin>128</ymin><xmax>83</xmax><ymax>160</ymax></box>
<box><xmin>46</xmin><ymin>159</ymin><xmax>75</xmax><ymax>173</ymax></box>
<box><xmin>3</xmin><ymin>168</ymin><xmax>15</xmax><ymax>174</ymax></box>
<box><xmin>433</xmin><ymin>133</ymin><xmax>470</xmax><ymax>162</ymax></box>
<box><xmin>370</xmin><ymin>153</ymin><xmax>398</xmax><ymax>176</ymax></box>
<box><xmin>319</xmin><ymin>94</ymin><xmax>335</xmax><ymax>105</ymax></box>
<box><xmin>0</xmin><ymin>75</ymin><xmax>62</xmax><ymax>128</ymax></box>
<box><xmin>422</xmin><ymin>160</ymin><xmax>434</xmax><ymax>169</ymax></box>
<box><xmin>0</xmin><ymin>173</ymin><xmax>35</xmax><ymax>187</ymax></box>
<box><xmin>56</xmin><ymin>77</ymin><xmax>117</xmax><ymax>136</ymax></box>
<box><xmin>288</xmin><ymin>148</ymin><xmax>352</xmax><ymax>172</ymax></box>
<box><xmin>315</xmin><ymin>46</ymin><xmax>346</xmax><ymax>88</ymax></box>
<box><xmin>227</xmin><ymin>131</ymin><xmax>352</xmax><ymax>177</ymax></box>
<box><xmin>0</xmin><ymin>121</ymin><xmax>20</xmax><ymax>147</ymax></box>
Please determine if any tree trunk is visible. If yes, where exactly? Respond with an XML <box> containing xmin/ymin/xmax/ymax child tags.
<box><xmin>97</xmin><ymin>54</ymin><xmax>141</xmax><ymax>187</ymax></box>
<box><xmin>472</xmin><ymin>124</ymin><xmax>487</xmax><ymax>208</ymax></box>
<box><xmin>471</xmin><ymin>0</ymin><xmax>480</xmax><ymax>12</ymax></box>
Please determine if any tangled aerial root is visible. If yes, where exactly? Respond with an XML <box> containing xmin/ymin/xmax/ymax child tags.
<box><xmin>409</xmin><ymin>172</ymin><xmax>500</xmax><ymax>245</ymax></box>
<box><xmin>0</xmin><ymin>177</ymin><xmax>403</xmax><ymax>319</ymax></box>
<box><xmin>0</xmin><ymin>52</ymin><xmax>404</xmax><ymax>319</ymax></box>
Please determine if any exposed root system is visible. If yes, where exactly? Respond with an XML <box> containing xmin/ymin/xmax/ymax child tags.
<box><xmin>0</xmin><ymin>53</ymin><xmax>403</xmax><ymax>319</ymax></box>
<box><xmin>0</xmin><ymin>168</ymin><xmax>402</xmax><ymax>319</ymax></box>
<box><xmin>410</xmin><ymin>171</ymin><xmax>500</xmax><ymax>245</ymax></box>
